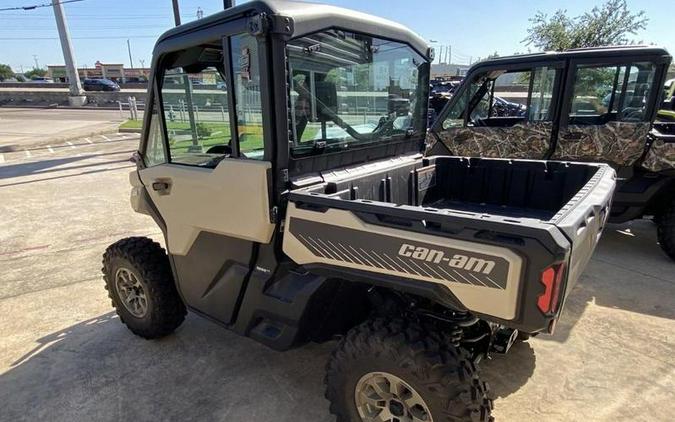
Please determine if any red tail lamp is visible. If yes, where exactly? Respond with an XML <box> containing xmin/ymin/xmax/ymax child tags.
<box><xmin>537</xmin><ymin>263</ymin><xmax>566</xmax><ymax>314</ymax></box>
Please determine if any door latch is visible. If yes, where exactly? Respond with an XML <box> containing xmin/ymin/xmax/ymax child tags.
<box><xmin>152</xmin><ymin>180</ymin><xmax>172</xmax><ymax>195</ymax></box>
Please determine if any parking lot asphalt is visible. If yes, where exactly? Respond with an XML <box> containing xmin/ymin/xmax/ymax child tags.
<box><xmin>0</xmin><ymin>131</ymin><xmax>673</xmax><ymax>422</ymax></box>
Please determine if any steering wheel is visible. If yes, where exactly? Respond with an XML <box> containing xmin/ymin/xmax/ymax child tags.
<box><xmin>205</xmin><ymin>144</ymin><xmax>232</xmax><ymax>155</ymax></box>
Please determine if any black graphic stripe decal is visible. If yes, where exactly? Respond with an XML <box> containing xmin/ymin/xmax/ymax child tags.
<box><xmin>289</xmin><ymin>218</ymin><xmax>509</xmax><ymax>290</ymax></box>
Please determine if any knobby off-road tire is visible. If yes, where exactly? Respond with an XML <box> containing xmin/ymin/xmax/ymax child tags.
<box><xmin>102</xmin><ymin>237</ymin><xmax>186</xmax><ymax>339</ymax></box>
<box><xmin>656</xmin><ymin>200</ymin><xmax>675</xmax><ymax>261</ymax></box>
<box><xmin>325</xmin><ymin>318</ymin><xmax>493</xmax><ymax>422</ymax></box>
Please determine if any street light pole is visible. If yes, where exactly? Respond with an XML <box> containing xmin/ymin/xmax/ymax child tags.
<box><xmin>52</xmin><ymin>0</ymin><xmax>85</xmax><ymax>106</ymax></box>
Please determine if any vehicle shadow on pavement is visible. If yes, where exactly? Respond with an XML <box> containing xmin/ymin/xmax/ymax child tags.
<box><xmin>481</xmin><ymin>341</ymin><xmax>536</xmax><ymax>399</ymax></box>
<box><xmin>540</xmin><ymin>219</ymin><xmax>675</xmax><ymax>344</ymax></box>
<box><xmin>0</xmin><ymin>312</ymin><xmax>335</xmax><ymax>422</ymax></box>
<box><xmin>0</xmin><ymin>152</ymin><xmax>134</xmax><ymax>180</ymax></box>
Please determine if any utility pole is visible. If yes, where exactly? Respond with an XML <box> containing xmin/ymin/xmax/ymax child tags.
<box><xmin>52</xmin><ymin>0</ymin><xmax>85</xmax><ymax>106</ymax></box>
<box><xmin>127</xmin><ymin>39</ymin><xmax>134</xmax><ymax>69</ymax></box>
<box><xmin>196</xmin><ymin>7</ymin><xmax>203</xmax><ymax>19</ymax></box>
<box><xmin>32</xmin><ymin>55</ymin><xmax>39</xmax><ymax>69</ymax></box>
<box><xmin>171</xmin><ymin>0</ymin><xmax>181</xmax><ymax>26</ymax></box>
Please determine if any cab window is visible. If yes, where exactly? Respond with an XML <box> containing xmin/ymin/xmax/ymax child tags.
<box><xmin>160</xmin><ymin>45</ymin><xmax>233</xmax><ymax>167</ymax></box>
<box><xmin>230</xmin><ymin>33</ymin><xmax>265</xmax><ymax>160</ymax></box>
<box><xmin>442</xmin><ymin>67</ymin><xmax>557</xmax><ymax>129</ymax></box>
<box><xmin>144</xmin><ymin>102</ymin><xmax>166</xmax><ymax>167</ymax></box>
<box><xmin>569</xmin><ymin>62</ymin><xmax>656</xmax><ymax>124</ymax></box>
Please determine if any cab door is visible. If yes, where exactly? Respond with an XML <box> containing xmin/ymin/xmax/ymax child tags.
<box><xmin>136</xmin><ymin>27</ymin><xmax>272</xmax><ymax>325</ymax></box>
<box><xmin>431</xmin><ymin>62</ymin><xmax>562</xmax><ymax>159</ymax></box>
<box><xmin>554</xmin><ymin>59</ymin><xmax>659</xmax><ymax>166</ymax></box>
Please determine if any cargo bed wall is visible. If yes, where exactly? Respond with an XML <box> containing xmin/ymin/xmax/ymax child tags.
<box><xmin>308</xmin><ymin>156</ymin><xmax>599</xmax><ymax>221</ymax></box>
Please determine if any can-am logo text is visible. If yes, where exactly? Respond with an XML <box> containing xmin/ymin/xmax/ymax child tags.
<box><xmin>398</xmin><ymin>243</ymin><xmax>495</xmax><ymax>275</ymax></box>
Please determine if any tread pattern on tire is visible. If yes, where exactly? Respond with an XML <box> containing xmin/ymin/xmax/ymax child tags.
<box><xmin>102</xmin><ymin>236</ymin><xmax>186</xmax><ymax>339</ymax></box>
<box><xmin>325</xmin><ymin>318</ymin><xmax>493</xmax><ymax>422</ymax></box>
<box><xmin>657</xmin><ymin>201</ymin><xmax>675</xmax><ymax>261</ymax></box>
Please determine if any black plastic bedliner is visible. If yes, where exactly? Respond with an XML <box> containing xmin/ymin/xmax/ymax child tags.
<box><xmin>306</xmin><ymin>156</ymin><xmax>599</xmax><ymax>222</ymax></box>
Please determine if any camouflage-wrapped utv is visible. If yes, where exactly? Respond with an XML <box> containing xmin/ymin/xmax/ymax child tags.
<box><xmin>429</xmin><ymin>46</ymin><xmax>675</xmax><ymax>261</ymax></box>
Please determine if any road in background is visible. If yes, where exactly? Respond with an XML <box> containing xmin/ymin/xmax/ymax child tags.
<box><xmin>0</xmin><ymin>131</ymin><xmax>673</xmax><ymax>421</ymax></box>
<box><xmin>0</xmin><ymin>108</ymin><xmax>128</xmax><ymax>151</ymax></box>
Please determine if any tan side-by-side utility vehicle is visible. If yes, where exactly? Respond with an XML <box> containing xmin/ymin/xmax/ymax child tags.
<box><xmin>103</xmin><ymin>1</ymin><xmax>616</xmax><ymax>420</ymax></box>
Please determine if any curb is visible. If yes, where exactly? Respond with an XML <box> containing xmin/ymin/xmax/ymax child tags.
<box><xmin>119</xmin><ymin>128</ymin><xmax>142</xmax><ymax>133</ymax></box>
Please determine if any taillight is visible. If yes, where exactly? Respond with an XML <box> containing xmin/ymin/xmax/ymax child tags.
<box><xmin>537</xmin><ymin>263</ymin><xmax>566</xmax><ymax>314</ymax></box>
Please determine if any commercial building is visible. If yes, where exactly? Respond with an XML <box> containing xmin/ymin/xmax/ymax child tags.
<box><xmin>47</xmin><ymin>61</ymin><xmax>149</xmax><ymax>83</ymax></box>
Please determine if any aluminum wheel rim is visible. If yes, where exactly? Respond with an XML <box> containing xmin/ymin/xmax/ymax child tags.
<box><xmin>354</xmin><ymin>372</ymin><xmax>433</xmax><ymax>422</ymax></box>
<box><xmin>114</xmin><ymin>267</ymin><xmax>148</xmax><ymax>318</ymax></box>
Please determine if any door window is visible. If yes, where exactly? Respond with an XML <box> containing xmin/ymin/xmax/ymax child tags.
<box><xmin>529</xmin><ymin>67</ymin><xmax>557</xmax><ymax>121</ymax></box>
<box><xmin>144</xmin><ymin>103</ymin><xmax>166</xmax><ymax>167</ymax></box>
<box><xmin>160</xmin><ymin>64</ymin><xmax>232</xmax><ymax>167</ymax></box>
<box><xmin>569</xmin><ymin>62</ymin><xmax>656</xmax><ymax>124</ymax></box>
<box><xmin>441</xmin><ymin>67</ymin><xmax>556</xmax><ymax>129</ymax></box>
<box><xmin>231</xmin><ymin>34</ymin><xmax>265</xmax><ymax>160</ymax></box>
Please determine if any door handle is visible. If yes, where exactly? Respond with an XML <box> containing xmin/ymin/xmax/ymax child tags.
<box><xmin>152</xmin><ymin>179</ymin><xmax>171</xmax><ymax>194</ymax></box>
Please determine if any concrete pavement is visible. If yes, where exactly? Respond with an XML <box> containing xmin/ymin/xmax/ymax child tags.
<box><xmin>0</xmin><ymin>108</ymin><xmax>127</xmax><ymax>152</ymax></box>
<box><xmin>0</xmin><ymin>132</ymin><xmax>673</xmax><ymax>421</ymax></box>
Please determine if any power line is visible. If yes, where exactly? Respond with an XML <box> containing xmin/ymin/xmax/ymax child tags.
<box><xmin>0</xmin><ymin>0</ymin><xmax>84</xmax><ymax>12</ymax></box>
<box><xmin>0</xmin><ymin>35</ymin><xmax>158</xmax><ymax>40</ymax></box>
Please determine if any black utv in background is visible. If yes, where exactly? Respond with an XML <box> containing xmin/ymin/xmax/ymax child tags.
<box><xmin>428</xmin><ymin>46</ymin><xmax>675</xmax><ymax>260</ymax></box>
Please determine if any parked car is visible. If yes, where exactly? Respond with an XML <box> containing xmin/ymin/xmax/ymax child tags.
<box><xmin>82</xmin><ymin>78</ymin><xmax>120</xmax><ymax>92</ymax></box>
<box><xmin>30</xmin><ymin>77</ymin><xmax>54</xmax><ymax>83</ymax></box>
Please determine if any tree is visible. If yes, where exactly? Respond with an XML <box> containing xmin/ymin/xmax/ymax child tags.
<box><xmin>25</xmin><ymin>68</ymin><xmax>47</xmax><ymax>79</ymax></box>
<box><xmin>0</xmin><ymin>64</ymin><xmax>14</xmax><ymax>81</ymax></box>
<box><xmin>523</xmin><ymin>0</ymin><xmax>648</xmax><ymax>51</ymax></box>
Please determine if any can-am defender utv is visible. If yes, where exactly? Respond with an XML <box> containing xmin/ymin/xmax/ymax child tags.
<box><xmin>102</xmin><ymin>1</ymin><xmax>616</xmax><ymax>420</ymax></box>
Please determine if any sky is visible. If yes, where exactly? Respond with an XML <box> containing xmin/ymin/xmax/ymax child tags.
<box><xmin>0</xmin><ymin>0</ymin><xmax>673</xmax><ymax>73</ymax></box>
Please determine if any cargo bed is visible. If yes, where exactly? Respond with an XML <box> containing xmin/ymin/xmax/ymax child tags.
<box><xmin>283</xmin><ymin>155</ymin><xmax>616</xmax><ymax>333</ymax></box>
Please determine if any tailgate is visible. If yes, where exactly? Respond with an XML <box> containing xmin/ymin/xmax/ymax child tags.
<box><xmin>551</xmin><ymin>164</ymin><xmax>616</xmax><ymax>294</ymax></box>
<box><xmin>283</xmin><ymin>203</ymin><xmax>525</xmax><ymax>320</ymax></box>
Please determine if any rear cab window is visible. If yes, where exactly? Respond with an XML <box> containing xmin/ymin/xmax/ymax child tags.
<box><xmin>286</xmin><ymin>29</ymin><xmax>429</xmax><ymax>157</ymax></box>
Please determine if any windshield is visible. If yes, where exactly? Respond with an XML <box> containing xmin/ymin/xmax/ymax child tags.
<box><xmin>287</xmin><ymin>29</ymin><xmax>428</xmax><ymax>157</ymax></box>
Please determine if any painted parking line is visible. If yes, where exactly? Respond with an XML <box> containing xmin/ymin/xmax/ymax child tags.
<box><xmin>47</xmin><ymin>145</ymin><xmax>55</xmax><ymax>153</ymax></box>
<box><xmin>0</xmin><ymin>153</ymin><xmax>4</xmax><ymax>164</ymax></box>
<box><xmin>84</xmin><ymin>137</ymin><xmax>93</xmax><ymax>144</ymax></box>
<box><xmin>101</xmin><ymin>135</ymin><xmax>111</xmax><ymax>142</ymax></box>
<box><xmin>66</xmin><ymin>141</ymin><xmax>76</xmax><ymax>149</ymax></box>
<box><xmin>24</xmin><ymin>149</ymin><xmax>31</xmax><ymax>158</ymax></box>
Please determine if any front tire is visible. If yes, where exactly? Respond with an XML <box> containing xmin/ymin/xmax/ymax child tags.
<box><xmin>325</xmin><ymin>318</ymin><xmax>493</xmax><ymax>422</ymax></box>
<box><xmin>656</xmin><ymin>200</ymin><xmax>675</xmax><ymax>261</ymax></box>
<box><xmin>102</xmin><ymin>237</ymin><xmax>186</xmax><ymax>339</ymax></box>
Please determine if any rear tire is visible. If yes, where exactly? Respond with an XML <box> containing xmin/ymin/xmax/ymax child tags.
<box><xmin>102</xmin><ymin>237</ymin><xmax>186</xmax><ymax>339</ymax></box>
<box><xmin>656</xmin><ymin>200</ymin><xmax>675</xmax><ymax>261</ymax></box>
<box><xmin>325</xmin><ymin>318</ymin><xmax>493</xmax><ymax>422</ymax></box>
